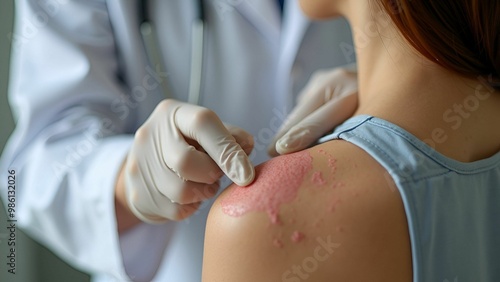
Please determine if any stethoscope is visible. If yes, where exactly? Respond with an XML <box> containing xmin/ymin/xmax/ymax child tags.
<box><xmin>139</xmin><ymin>0</ymin><xmax>205</xmax><ymax>105</ymax></box>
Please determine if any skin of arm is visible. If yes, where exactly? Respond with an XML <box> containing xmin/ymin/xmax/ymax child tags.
<box><xmin>203</xmin><ymin>141</ymin><xmax>413</xmax><ymax>282</ymax></box>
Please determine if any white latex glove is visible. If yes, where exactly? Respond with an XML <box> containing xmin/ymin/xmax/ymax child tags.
<box><xmin>268</xmin><ymin>67</ymin><xmax>358</xmax><ymax>156</ymax></box>
<box><xmin>124</xmin><ymin>99</ymin><xmax>255</xmax><ymax>223</ymax></box>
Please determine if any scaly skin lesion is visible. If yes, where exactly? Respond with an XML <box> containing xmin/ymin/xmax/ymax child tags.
<box><xmin>203</xmin><ymin>141</ymin><xmax>413</xmax><ymax>282</ymax></box>
<box><xmin>219</xmin><ymin>150</ymin><xmax>313</xmax><ymax>225</ymax></box>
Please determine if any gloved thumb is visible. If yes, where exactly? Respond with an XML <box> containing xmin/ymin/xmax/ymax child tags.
<box><xmin>224</xmin><ymin>123</ymin><xmax>255</xmax><ymax>156</ymax></box>
<box><xmin>173</xmin><ymin>104</ymin><xmax>255</xmax><ymax>186</ymax></box>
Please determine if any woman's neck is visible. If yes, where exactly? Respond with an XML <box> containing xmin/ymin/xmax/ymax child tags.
<box><xmin>342</xmin><ymin>1</ymin><xmax>500</xmax><ymax>162</ymax></box>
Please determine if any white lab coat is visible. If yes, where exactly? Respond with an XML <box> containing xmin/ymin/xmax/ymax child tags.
<box><xmin>0</xmin><ymin>0</ymin><xmax>352</xmax><ymax>281</ymax></box>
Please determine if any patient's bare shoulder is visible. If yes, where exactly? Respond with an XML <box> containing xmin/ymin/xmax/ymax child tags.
<box><xmin>203</xmin><ymin>140</ymin><xmax>412</xmax><ymax>282</ymax></box>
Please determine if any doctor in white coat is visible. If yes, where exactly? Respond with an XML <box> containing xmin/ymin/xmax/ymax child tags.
<box><xmin>1</xmin><ymin>0</ymin><xmax>355</xmax><ymax>281</ymax></box>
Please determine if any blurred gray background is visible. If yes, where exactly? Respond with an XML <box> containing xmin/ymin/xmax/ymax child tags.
<box><xmin>0</xmin><ymin>1</ymin><xmax>90</xmax><ymax>281</ymax></box>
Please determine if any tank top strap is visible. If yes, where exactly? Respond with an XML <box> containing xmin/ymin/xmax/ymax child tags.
<box><xmin>319</xmin><ymin>115</ymin><xmax>445</xmax><ymax>184</ymax></box>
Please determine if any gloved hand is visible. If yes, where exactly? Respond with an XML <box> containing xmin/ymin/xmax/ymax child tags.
<box><xmin>268</xmin><ymin>67</ymin><xmax>358</xmax><ymax>156</ymax></box>
<box><xmin>123</xmin><ymin>99</ymin><xmax>255</xmax><ymax>224</ymax></box>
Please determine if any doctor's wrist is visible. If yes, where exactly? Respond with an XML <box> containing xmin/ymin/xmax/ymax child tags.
<box><xmin>115</xmin><ymin>157</ymin><xmax>142</xmax><ymax>234</ymax></box>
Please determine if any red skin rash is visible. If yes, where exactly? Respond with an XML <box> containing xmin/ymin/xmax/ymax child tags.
<box><xmin>220</xmin><ymin>150</ymin><xmax>313</xmax><ymax>224</ymax></box>
<box><xmin>291</xmin><ymin>231</ymin><xmax>305</xmax><ymax>243</ymax></box>
<box><xmin>273</xmin><ymin>238</ymin><xmax>284</xmax><ymax>248</ymax></box>
<box><xmin>311</xmin><ymin>171</ymin><xmax>326</xmax><ymax>186</ymax></box>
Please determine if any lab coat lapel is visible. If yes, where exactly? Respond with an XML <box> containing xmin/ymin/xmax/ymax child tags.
<box><xmin>276</xmin><ymin>0</ymin><xmax>311</xmax><ymax>109</ymax></box>
<box><xmin>233</xmin><ymin>0</ymin><xmax>281</xmax><ymax>45</ymax></box>
<box><xmin>280</xmin><ymin>0</ymin><xmax>310</xmax><ymax>66</ymax></box>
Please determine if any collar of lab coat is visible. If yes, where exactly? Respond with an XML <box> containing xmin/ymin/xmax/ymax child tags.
<box><xmin>234</xmin><ymin>0</ymin><xmax>310</xmax><ymax>56</ymax></box>
<box><xmin>233</xmin><ymin>0</ymin><xmax>281</xmax><ymax>44</ymax></box>
<box><xmin>233</xmin><ymin>0</ymin><xmax>311</xmax><ymax>111</ymax></box>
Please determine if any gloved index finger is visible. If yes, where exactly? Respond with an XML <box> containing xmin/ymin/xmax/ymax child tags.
<box><xmin>276</xmin><ymin>92</ymin><xmax>358</xmax><ymax>155</ymax></box>
<box><xmin>174</xmin><ymin>103</ymin><xmax>255</xmax><ymax>186</ymax></box>
<box><xmin>268</xmin><ymin>87</ymin><xmax>330</xmax><ymax>156</ymax></box>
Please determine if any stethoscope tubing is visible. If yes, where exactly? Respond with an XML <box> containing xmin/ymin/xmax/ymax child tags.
<box><xmin>140</xmin><ymin>0</ymin><xmax>205</xmax><ymax>105</ymax></box>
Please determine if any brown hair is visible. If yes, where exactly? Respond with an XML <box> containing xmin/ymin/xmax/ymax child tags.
<box><xmin>378</xmin><ymin>0</ymin><xmax>500</xmax><ymax>90</ymax></box>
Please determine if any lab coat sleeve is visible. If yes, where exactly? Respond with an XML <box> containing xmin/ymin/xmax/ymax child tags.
<box><xmin>0</xmin><ymin>0</ymin><xmax>169</xmax><ymax>280</ymax></box>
